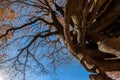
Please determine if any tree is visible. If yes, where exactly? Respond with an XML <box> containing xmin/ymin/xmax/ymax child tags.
<box><xmin>0</xmin><ymin>0</ymin><xmax>120</xmax><ymax>80</ymax></box>
<box><xmin>0</xmin><ymin>0</ymin><xmax>15</xmax><ymax>46</ymax></box>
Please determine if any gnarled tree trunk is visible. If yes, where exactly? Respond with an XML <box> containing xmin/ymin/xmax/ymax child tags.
<box><xmin>64</xmin><ymin>0</ymin><xmax>120</xmax><ymax>80</ymax></box>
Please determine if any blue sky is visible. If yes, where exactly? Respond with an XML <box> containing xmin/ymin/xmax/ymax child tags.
<box><xmin>0</xmin><ymin>1</ymin><xmax>90</xmax><ymax>80</ymax></box>
<box><xmin>34</xmin><ymin>58</ymin><xmax>90</xmax><ymax>80</ymax></box>
<box><xmin>58</xmin><ymin>59</ymin><xmax>90</xmax><ymax>80</ymax></box>
<box><xmin>0</xmin><ymin>42</ymin><xmax>90</xmax><ymax>80</ymax></box>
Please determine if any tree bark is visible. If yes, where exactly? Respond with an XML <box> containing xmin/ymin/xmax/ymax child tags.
<box><xmin>90</xmin><ymin>73</ymin><xmax>113</xmax><ymax>80</ymax></box>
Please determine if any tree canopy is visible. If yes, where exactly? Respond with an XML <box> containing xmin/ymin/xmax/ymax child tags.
<box><xmin>0</xmin><ymin>0</ymin><xmax>120</xmax><ymax>80</ymax></box>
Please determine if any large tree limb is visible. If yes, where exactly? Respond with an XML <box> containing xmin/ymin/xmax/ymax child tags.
<box><xmin>92</xmin><ymin>0</ymin><xmax>120</xmax><ymax>34</ymax></box>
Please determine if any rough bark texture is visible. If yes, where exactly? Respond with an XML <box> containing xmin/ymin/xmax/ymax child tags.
<box><xmin>64</xmin><ymin>0</ymin><xmax>120</xmax><ymax>80</ymax></box>
<box><xmin>90</xmin><ymin>73</ymin><xmax>113</xmax><ymax>80</ymax></box>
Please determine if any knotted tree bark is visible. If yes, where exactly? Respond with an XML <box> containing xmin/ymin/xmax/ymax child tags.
<box><xmin>64</xmin><ymin>0</ymin><xmax>120</xmax><ymax>80</ymax></box>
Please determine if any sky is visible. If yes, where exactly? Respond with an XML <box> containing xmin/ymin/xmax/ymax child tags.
<box><xmin>0</xmin><ymin>1</ymin><xmax>90</xmax><ymax>80</ymax></box>
<box><xmin>58</xmin><ymin>59</ymin><xmax>90</xmax><ymax>80</ymax></box>
<box><xmin>0</xmin><ymin>40</ymin><xmax>90</xmax><ymax>80</ymax></box>
<box><xmin>33</xmin><ymin>58</ymin><xmax>90</xmax><ymax>80</ymax></box>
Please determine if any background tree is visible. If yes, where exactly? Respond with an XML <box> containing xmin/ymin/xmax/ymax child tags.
<box><xmin>0</xmin><ymin>0</ymin><xmax>120</xmax><ymax>80</ymax></box>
